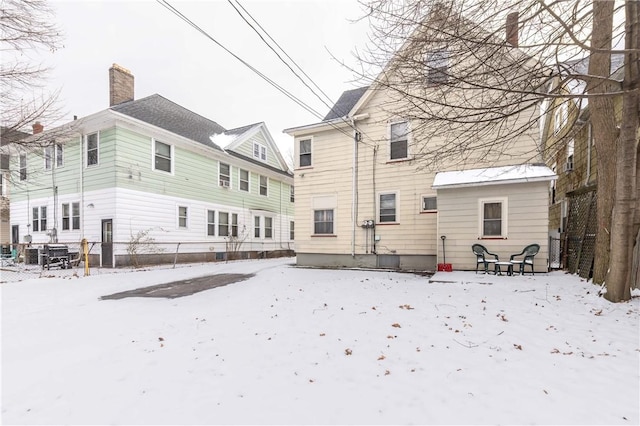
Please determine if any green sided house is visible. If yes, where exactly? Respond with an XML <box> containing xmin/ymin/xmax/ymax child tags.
<box><xmin>7</xmin><ymin>64</ymin><xmax>294</xmax><ymax>267</ymax></box>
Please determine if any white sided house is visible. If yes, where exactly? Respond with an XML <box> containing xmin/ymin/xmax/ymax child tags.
<box><xmin>8</xmin><ymin>65</ymin><xmax>294</xmax><ymax>267</ymax></box>
<box><xmin>285</xmin><ymin>9</ymin><xmax>554</xmax><ymax>273</ymax></box>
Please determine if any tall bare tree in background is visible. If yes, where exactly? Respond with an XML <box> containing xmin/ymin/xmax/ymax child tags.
<box><xmin>354</xmin><ymin>0</ymin><xmax>638</xmax><ymax>301</ymax></box>
<box><xmin>1</xmin><ymin>0</ymin><xmax>62</xmax><ymax>145</ymax></box>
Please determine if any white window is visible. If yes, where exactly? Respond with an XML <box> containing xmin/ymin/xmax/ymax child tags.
<box><xmin>253</xmin><ymin>142</ymin><xmax>267</xmax><ymax>162</ymax></box>
<box><xmin>254</xmin><ymin>216</ymin><xmax>261</xmax><ymax>238</ymax></box>
<box><xmin>422</xmin><ymin>196</ymin><xmax>437</xmax><ymax>212</ymax></box>
<box><xmin>265</xmin><ymin>217</ymin><xmax>273</xmax><ymax>239</ymax></box>
<box><xmin>62</xmin><ymin>202</ymin><xmax>80</xmax><ymax>230</ymax></box>
<box><xmin>299</xmin><ymin>138</ymin><xmax>312</xmax><ymax>167</ymax></box>
<box><xmin>259</xmin><ymin>175</ymin><xmax>268</xmax><ymax>196</ymax></box>
<box><xmin>207</xmin><ymin>210</ymin><xmax>216</xmax><ymax>236</ymax></box>
<box><xmin>219</xmin><ymin>212</ymin><xmax>229</xmax><ymax>237</ymax></box>
<box><xmin>0</xmin><ymin>173</ymin><xmax>5</xmax><ymax>197</ymax></box>
<box><xmin>289</xmin><ymin>221</ymin><xmax>295</xmax><ymax>240</ymax></box>
<box><xmin>32</xmin><ymin>206</ymin><xmax>47</xmax><ymax>232</ymax></box>
<box><xmin>379</xmin><ymin>193</ymin><xmax>397</xmax><ymax>223</ymax></box>
<box><xmin>19</xmin><ymin>154</ymin><xmax>27</xmax><ymax>180</ymax></box>
<box><xmin>390</xmin><ymin>121</ymin><xmax>409</xmax><ymax>160</ymax></box>
<box><xmin>554</xmin><ymin>102</ymin><xmax>568</xmax><ymax>135</ymax></box>
<box><xmin>44</xmin><ymin>146</ymin><xmax>53</xmax><ymax>170</ymax></box>
<box><xmin>314</xmin><ymin>209</ymin><xmax>334</xmax><ymax>234</ymax></box>
<box><xmin>178</xmin><ymin>206</ymin><xmax>188</xmax><ymax>228</ymax></box>
<box><xmin>87</xmin><ymin>133</ymin><xmax>99</xmax><ymax>166</ymax></box>
<box><xmin>56</xmin><ymin>144</ymin><xmax>64</xmax><ymax>168</ymax></box>
<box><xmin>290</xmin><ymin>186</ymin><xmax>295</xmax><ymax>203</ymax></box>
<box><xmin>426</xmin><ymin>49</ymin><xmax>449</xmax><ymax>84</ymax></box>
<box><xmin>239</xmin><ymin>169</ymin><xmax>249</xmax><ymax>192</ymax></box>
<box><xmin>479</xmin><ymin>198</ymin><xmax>508</xmax><ymax>238</ymax></box>
<box><xmin>44</xmin><ymin>144</ymin><xmax>63</xmax><ymax>170</ymax></box>
<box><xmin>231</xmin><ymin>213</ymin><xmax>238</xmax><ymax>237</ymax></box>
<box><xmin>154</xmin><ymin>140</ymin><xmax>172</xmax><ymax>173</ymax></box>
<box><xmin>219</xmin><ymin>163</ymin><xmax>231</xmax><ymax>187</ymax></box>
<box><xmin>565</xmin><ymin>139</ymin><xmax>574</xmax><ymax>172</ymax></box>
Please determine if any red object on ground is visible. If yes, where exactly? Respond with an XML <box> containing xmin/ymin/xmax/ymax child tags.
<box><xmin>437</xmin><ymin>263</ymin><xmax>453</xmax><ymax>272</ymax></box>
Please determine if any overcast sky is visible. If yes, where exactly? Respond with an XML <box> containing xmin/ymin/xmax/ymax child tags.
<box><xmin>42</xmin><ymin>0</ymin><xmax>372</xmax><ymax>156</ymax></box>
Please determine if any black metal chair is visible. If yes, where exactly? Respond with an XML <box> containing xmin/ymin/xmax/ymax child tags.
<box><xmin>472</xmin><ymin>244</ymin><xmax>499</xmax><ymax>274</ymax></box>
<box><xmin>509</xmin><ymin>244</ymin><xmax>540</xmax><ymax>275</ymax></box>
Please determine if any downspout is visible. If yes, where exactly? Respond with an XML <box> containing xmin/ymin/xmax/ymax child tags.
<box><xmin>351</xmin><ymin>118</ymin><xmax>358</xmax><ymax>257</ymax></box>
<box><xmin>80</xmin><ymin>133</ymin><xmax>85</xmax><ymax>240</ymax></box>
<box><xmin>372</xmin><ymin>145</ymin><xmax>378</xmax><ymax>255</ymax></box>
<box><xmin>585</xmin><ymin>122</ymin><xmax>592</xmax><ymax>186</ymax></box>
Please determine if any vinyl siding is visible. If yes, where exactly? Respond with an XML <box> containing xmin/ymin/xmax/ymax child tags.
<box><xmin>437</xmin><ymin>181</ymin><xmax>550</xmax><ymax>272</ymax></box>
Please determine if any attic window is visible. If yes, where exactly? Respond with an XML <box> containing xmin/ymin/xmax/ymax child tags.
<box><xmin>253</xmin><ymin>142</ymin><xmax>267</xmax><ymax>162</ymax></box>
<box><xmin>154</xmin><ymin>140</ymin><xmax>172</xmax><ymax>173</ymax></box>
<box><xmin>426</xmin><ymin>49</ymin><xmax>449</xmax><ymax>84</ymax></box>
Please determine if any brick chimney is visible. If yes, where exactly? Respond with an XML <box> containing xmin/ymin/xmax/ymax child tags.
<box><xmin>506</xmin><ymin>12</ymin><xmax>519</xmax><ymax>47</ymax></box>
<box><xmin>32</xmin><ymin>121</ymin><xmax>44</xmax><ymax>134</ymax></box>
<box><xmin>109</xmin><ymin>64</ymin><xmax>134</xmax><ymax>106</ymax></box>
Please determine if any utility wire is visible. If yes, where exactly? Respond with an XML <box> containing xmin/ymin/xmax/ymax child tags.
<box><xmin>157</xmin><ymin>0</ymin><xmax>324</xmax><ymax>120</ymax></box>
<box><xmin>157</xmin><ymin>0</ymin><xmax>377</xmax><ymax>148</ymax></box>
<box><xmin>228</xmin><ymin>0</ymin><xmax>337</xmax><ymax>112</ymax></box>
<box><xmin>226</xmin><ymin>0</ymin><xmax>379</xmax><ymax>148</ymax></box>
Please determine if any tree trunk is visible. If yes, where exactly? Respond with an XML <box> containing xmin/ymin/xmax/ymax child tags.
<box><xmin>602</xmin><ymin>0</ymin><xmax>639</xmax><ymax>302</ymax></box>
<box><xmin>588</xmin><ymin>1</ymin><xmax>618</xmax><ymax>286</ymax></box>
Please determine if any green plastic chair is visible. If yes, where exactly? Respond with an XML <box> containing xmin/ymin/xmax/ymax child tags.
<box><xmin>472</xmin><ymin>244</ymin><xmax>499</xmax><ymax>274</ymax></box>
<box><xmin>510</xmin><ymin>244</ymin><xmax>540</xmax><ymax>275</ymax></box>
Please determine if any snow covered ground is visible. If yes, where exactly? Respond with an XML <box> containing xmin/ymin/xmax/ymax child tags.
<box><xmin>2</xmin><ymin>257</ymin><xmax>639</xmax><ymax>425</ymax></box>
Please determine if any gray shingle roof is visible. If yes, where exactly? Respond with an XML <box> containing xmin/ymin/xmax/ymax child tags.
<box><xmin>323</xmin><ymin>86</ymin><xmax>369</xmax><ymax>121</ymax></box>
<box><xmin>111</xmin><ymin>94</ymin><xmax>226</xmax><ymax>150</ymax></box>
<box><xmin>225</xmin><ymin>122</ymin><xmax>261</xmax><ymax>136</ymax></box>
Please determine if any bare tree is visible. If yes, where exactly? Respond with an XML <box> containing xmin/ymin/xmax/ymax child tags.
<box><xmin>350</xmin><ymin>0</ymin><xmax>638</xmax><ymax>301</ymax></box>
<box><xmin>1</xmin><ymin>0</ymin><xmax>63</xmax><ymax>144</ymax></box>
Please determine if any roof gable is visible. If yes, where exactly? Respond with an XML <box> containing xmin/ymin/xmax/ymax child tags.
<box><xmin>323</xmin><ymin>87</ymin><xmax>369</xmax><ymax>121</ymax></box>
<box><xmin>111</xmin><ymin>94</ymin><xmax>226</xmax><ymax>150</ymax></box>
<box><xmin>223</xmin><ymin>122</ymin><xmax>291</xmax><ymax>174</ymax></box>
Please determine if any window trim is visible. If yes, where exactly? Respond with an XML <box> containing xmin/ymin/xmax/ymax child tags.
<box><xmin>86</xmin><ymin>132</ymin><xmax>99</xmax><ymax>167</ymax></box>
<box><xmin>421</xmin><ymin>195</ymin><xmax>438</xmax><ymax>213</ymax></box>
<box><xmin>178</xmin><ymin>205</ymin><xmax>188</xmax><ymax>229</ymax></box>
<box><xmin>389</xmin><ymin>120</ymin><xmax>410</xmax><ymax>161</ymax></box>
<box><xmin>32</xmin><ymin>206</ymin><xmax>47</xmax><ymax>232</ymax></box>
<box><xmin>290</xmin><ymin>185</ymin><xmax>295</xmax><ymax>203</ymax></box>
<box><xmin>378</xmin><ymin>191</ymin><xmax>399</xmax><ymax>224</ymax></box>
<box><xmin>153</xmin><ymin>139</ymin><xmax>173</xmax><ymax>174</ymax></box>
<box><xmin>19</xmin><ymin>153</ymin><xmax>27</xmax><ymax>180</ymax></box>
<box><xmin>478</xmin><ymin>197</ymin><xmax>508</xmax><ymax>239</ymax></box>
<box><xmin>61</xmin><ymin>202</ymin><xmax>80</xmax><ymax>231</ymax></box>
<box><xmin>207</xmin><ymin>209</ymin><xmax>216</xmax><ymax>236</ymax></box>
<box><xmin>313</xmin><ymin>209</ymin><xmax>335</xmax><ymax>235</ymax></box>
<box><xmin>219</xmin><ymin>162</ymin><xmax>231</xmax><ymax>187</ymax></box>
<box><xmin>218</xmin><ymin>211</ymin><xmax>230</xmax><ymax>237</ymax></box>
<box><xmin>298</xmin><ymin>137</ymin><xmax>312</xmax><ymax>168</ymax></box>
<box><xmin>239</xmin><ymin>168</ymin><xmax>249</xmax><ymax>192</ymax></box>
<box><xmin>264</xmin><ymin>217</ymin><xmax>273</xmax><ymax>239</ymax></box>
<box><xmin>425</xmin><ymin>48</ymin><xmax>449</xmax><ymax>84</ymax></box>
<box><xmin>259</xmin><ymin>175</ymin><xmax>268</xmax><ymax>196</ymax></box>
<box><xmin>44</xmin><ymin>146</ymin><xmax>53</xmax><ymax>170</ymax></box>
<box><xmin>253</xmin><ymin>142</ymin><xmax>267</xmax><ymax>162</ymax></box>
<box><xmin>254</xmin><ymin>216</ymin><xmax>261</xmax><ymax>238</ymax></box>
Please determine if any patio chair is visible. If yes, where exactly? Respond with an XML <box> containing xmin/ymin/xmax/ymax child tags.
<box><xmin>472</xmin><ymin>244</ymin><xmax>499</xmax><ymax>274</ymax></box>
<box><xmin>509</xmin><ymin>244</ymin><xmax>540</xmax><ymax>275</ymax></box>
<box><xmin>0</xmin><ymin>249</ymin><xmax>17</xmax><ymax>267</ymax></box>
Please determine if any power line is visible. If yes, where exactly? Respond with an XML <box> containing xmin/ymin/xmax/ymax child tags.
<box><xmin>226</xmin><ymin>0</ymin><xmax>379</xmax><ymax>148</ymax></box>
<box><xmin>227</xmin><ymin>0</ymin><xmax>337</xmax><ymax>112</ymax></box>
<box><xmin>156</xmin><ymin>0</ymin><xmax>376</xmax><ymax>148</ymax></box>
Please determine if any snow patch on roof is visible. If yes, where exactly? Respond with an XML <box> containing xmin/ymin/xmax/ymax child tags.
<box><xmin>432</xmin><ymin>164</ymin><xmax>556</xmax><ymax>189</ymax></box>
<box><xmin>209</xmin><ymin>132</ymin><xmax>237</xmax><ymax>148</ymax></box>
